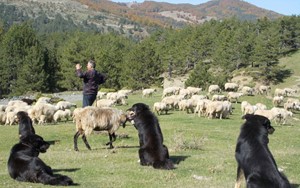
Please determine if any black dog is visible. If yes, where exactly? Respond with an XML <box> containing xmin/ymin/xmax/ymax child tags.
<box><xmin>8</xmin><ymin>134</ymin><xmax>74</xmax><ymax>186</ymax></box>
<box><xmin>127</xmin><ymin>103</ymin><xmax>174</xmax><ymax>170</ymax></box>
<box><xmin>235</xmin><ymin>114</ymin><xmax>290</xmax><ymax>188</ymax></box>
<box><xmin>17</xmin><ymin>111</ymin><xmax>35</xmax><ymax>139</ymax></box>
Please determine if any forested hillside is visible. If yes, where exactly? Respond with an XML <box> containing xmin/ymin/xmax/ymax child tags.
<box><xmin>0</xmin><ymin>15</ymin><xmax>299</xmax><ymax>98</ymax></box>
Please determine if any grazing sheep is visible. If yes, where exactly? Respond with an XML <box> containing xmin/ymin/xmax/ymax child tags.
<box><xmin>97</xmin><ymin>91</ymin><xmax>107</xmax><ymax>99</ymax></box>
<box><xmin>241</xmin><ymin>86</ymin><xmax>254</xmax><ymax>96</ymax></box>
<box><xmin>5</xmin><ymin>111</ymin><xmax>18</xmax><ymax>126</ymax></box>
<box><xmin>258</xmin><ymin>85</ymin><xmax>271</xmax><ymax>95</ymax></box>
<box><xmin>161</xmin><ymin>95</ymin><xmax>181</xmax><ymax>110</ymax></box>
<box><xmin>56</xmin><ymin>101</ymin><xmax>77</xmax><ymax>110</ymax></box>
<box><xmin>254</xmin><ymin>109</ymin><xmax>280</xmax><ymax>121</ymax></box>
<box><xmin>0</xmin><ymin>111</ymin><xmax>7</xmax><ymax>125</ymax></box>
<box><xmin>96</xmin><ymin>99</ymin><xmax>116</xmax><ymax>108</ymax></box>
<box><xmin>74</xmin><ymin>107</ymin><xmax>128</xmax><ymax>151</ymax></box>
<box><xmin>212</xmin><ymin>94</ymin><xmax>227</xmax><ymax>101</ymax></box>
<box><xmin>274</xmin><ymin>88</ymin><xmax>287</xmax><ymax>97</ymax></box>
<box><xmin>186</xmin><ymin>86</ymin><xmax>202</xmax><ymax>95</ymax></box>
<box><xmin>208</xmin><ymin>85</ymin><xmax>221</xmax><ymax>94</ymax></box>
<box><xmin>284</xmin><ymin>88</ymin><xmax>297</xmax><ymax>96</ymax></box>
<box><xmin>206</xmin><ymin>101</ymin><xmax>227</xmax><ymax>119</ymax></box>
<box><xmin>194</xmin><ymin>99</ymin><xmax>211</xmax><ymax>117</ymax></box>
<box><xmin>271</xmin><ymin>107</ymin><xmax>293</xmax><ymax>125</ymax></box>
<box><xmin>162</xmin><ymin>87</ymin><xmax>181</xmax><ymax>98</ymax></box>
<box><xmin>241</xmin><ymin>101</ymin><xmax>251</xmax><ymax>115</ymax></box>
<box><xmin>272</xmin><ymin>96</ymin><xmax>284</xmax><ymax>107</ymax></box>
<box><xmin>255</xmin><ymin>103</ymin><xmax>267</xmax><ymax>110</ymax></box>
<box><xmin>224</xmin><ymin>83</ymin><xmax>238</xmax><ymax>91</ymax></box>
<box><xmin>53</xmin><ymin>109</ymin><xmax>72</xmax><ymax>123</ymax></box>
<box><xmin>36</xmin><ymin>97</ymin><xmax>51</xmax><ymax>104</ymax></box>
<box><xmin>29</xmin><ymin>103</ymin><xmax>58</xmax><ymax>124</ymax></box>
<box><xmin>178</xmin><ymin>88</ymin><xmax>191</xmax><ymax>99</ymax></box>
<box><xmin>178</xmin><ymin>99</ymin><xmax>194</xmax><ymax>113</ymax></box>
<box><xmin>153</xmin><ymin>102</ymin><xmax>169</xmax><ymax>115</ymax></box>
<box><xmin>142</xmin><ymin>88</ymin><xmax>156</xmax><ymax>98</ymax></box>
<box><xmin>191</xmin><ymin>94</ymin><xmax>208</xmax><ymax>101</ymax></box>
<box><xmin>227</xmin><ymin>92</ymin><xmax>243</xmax><ymax>103</ymax></box>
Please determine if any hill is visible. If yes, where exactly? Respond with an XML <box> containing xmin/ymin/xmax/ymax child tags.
<box><xmin>0</xmin><ymin>0</ymin><xmax>284</xmax><ymax>38</ymax></box>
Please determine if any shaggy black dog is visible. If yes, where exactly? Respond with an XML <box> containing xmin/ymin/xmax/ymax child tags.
<box><xmin>17</xmin><ymin>111</ymin><xmax>35</xmax><ymax>139</ymax></box>
<box><xmin>127</xmin><ymin>103</ymin><xmax>174</xmax><ymax>170</ymax></box>
<box><xmin>8</xmin><ymin>134</ymin><xmax>74</xmax><ymax>186</ymax></box>
<box><xmin>234</xmin><ymin>114</ymin><xmax>291</xmax><ymax>188</ymax></box>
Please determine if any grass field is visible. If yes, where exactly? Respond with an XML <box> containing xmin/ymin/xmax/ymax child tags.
<box><xmin>0</xmin><ymin>88</ymin><xmax>300</xmax><ymax>188</ymax></box>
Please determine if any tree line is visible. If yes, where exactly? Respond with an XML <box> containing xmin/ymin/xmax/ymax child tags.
<box><xmin>0</xmin><ymin>16</ymin><xmax>299</xmax><ymax>98</ymax></box>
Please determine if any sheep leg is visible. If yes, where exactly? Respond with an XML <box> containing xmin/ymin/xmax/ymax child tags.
<box><xmin>73</xmin><ymin>131</ymin><xmax>81</xmax><ymax>151</ymax></box>
<box><xmin>106</xmin><ymin>133</ymin><xmax>116</xmax><ymax>149</ymax></box>
<box><xmin>82</xmin><ymin>134</ymin><xmax>91</xmax><ymax>150</ymax></box>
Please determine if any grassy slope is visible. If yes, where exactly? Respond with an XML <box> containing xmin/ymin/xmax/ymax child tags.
<box><xmin>275</xmin><ymin>51</ymin><xmax>300</xmax><ymax>89</ymax></box>
<box><xmin>0</xmin><ymin>52</ymin><xmax>299</xmax><ymax>188</ymax></box>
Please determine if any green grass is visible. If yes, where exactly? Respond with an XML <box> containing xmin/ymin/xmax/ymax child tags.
<box><xmin>1</xmin><ymin>89</ymin><xmax>300</xmax><ymax>188</ymax></box>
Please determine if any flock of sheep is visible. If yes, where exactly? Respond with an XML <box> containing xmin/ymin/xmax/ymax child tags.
<box><xmin>0</xmin><ymin>82</ymin><xmax>299</xmax><ymax>129</ymax></box>
<box><xmin>146</xmin><ymin>83</ymin><xmax>299</xmax><ymax>125</ymax></box>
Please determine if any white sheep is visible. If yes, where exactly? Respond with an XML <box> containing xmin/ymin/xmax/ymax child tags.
<box><xmin>243</xmin><ymin>104</ymin><xmax>258</xmax><ymax>115</ymax></box>
<box><xmin>74</xmin><ymin>107</ymin><xmax>128</xmax><ymax>151</ymax></box>
<box><xmin>212</xmin><ymin>94</ymin><xmax>226</xmax><ymax>101</ymax></box>
<box><xmin>224</xmin><ymin>83</ymin><xmax>238</xmax><ymax>91</ymax></box>
<box><xmin>274</xmin><ymin>88</ymin><xmax>287</xmax><ymax>97</ymax></box>
<box><xmin>56</xmin><ymin>101</ymin><xmax>77</xmax><ymax>110</ymax></box>
<box><xmin>178</xmin><ymin>88</ymin><xmax>191</xmax><ymax>99</ymax></box>
<box><xmin>270</xmin><ymin>107</ymin><xmax>293</xmax><ymax>125</ymax></box>
<box><xmin>97</xmin><ymin>91</ymin><xmax>107</xmax><ymax>99</ymax></box>
<box><xmin>153</xmin><ymin>102</ymin><xmax>169</xmax><ymax>115</ymax></box>
<box><xmin>178</xmin><ymin>99</ymin><xmax>193</xmax><ymax>113</ymax></box>
<box><xmin>227</xmin><ymin>92</ymin><xmax>243</xmax><ymax>103</ymax></box>
<box><xmin>255</xmin><ymin>103</ymin><xmax>267</xmax><ymax>110</ymax></box>
<box><xmin>162</xmin><ymin>87</ymin><xmax>181</xmax><ymax>98</ymax></box>
<box><xmin>206</xmin><ymin>101</ymin><xmax>227</xmax><ymax>119</ymax></box>
<box><xmin>191</xmin><ymin>94</ymin><xmax>208</xmax><ymax>101</ymax></box>
<box><xmin>258</xmin><ymin>85</ymin><xmax>271</xmax><ymax>95</ymax></box>
<box><xmin>0</xmin><ymin>111</ymin><xmax>7</xmax><ymax>125</ymax></box>
<box><xmin>161</xmin><ymin>95</ymin><xmax>181</xmax><ymax>110</ymax></box>
<box><xmin>96</xmin><ymin>99</ymin><xmax>116</xmax><ymax>108</ymax></box>
<box><xmin>241</xmin><ymin>86</ymin><xmax>254</xmax><ymax>96</ymax></box>
<box><xmin>254</xmin><ymin>109</ymin><xmax>280</xmax><ymax>121</ymax></box>
<box><xmin>186</xmin><ymin>86</ymin><xmax>202</xmax><ymax>95</ymax></box>
<box><xmin>284</xmin><ymin>88</ymin><xmax>297</xmax><ymax>96</ymax></box>
<box><xmin>29</xmin><ymin>103</ymin><xmax>58</xmax><ymax>124</ymax></box>
<box><xmin>36</xmin><ymin>97</ymin><xmax>51</xmax><ymax>104</ymax></box>
<box><xmin>208</xmin><ymin>85</ymin><xmax>221</xmax><ymax>94</ymax></box>
<box><xmin>5</xmin><ymin>111</ymin><xmax>17</xmax><ymax>126</ymax></box>
<box><xmin>241</xmin><ymin>101</ymin><xmax>251</xmax><ymax>115</ymax></box>
<box><xmin>53</xmin><ymin>109</ymin><xmax>72</xmax><ymax>123</ymax></box>
<box><xmin>272</xmin><ymin>96</ymin><xmax>284</xmax><ymax>107</ymax></box>
<box><xmin>194</xmin><ymin>99</ymin><xmax>211</xmax><ymax>117</ymax></box>
<box><xmin>142</xmin><ymin>88</ymin><xmax>156</xmax><ymax>98</ymax></box>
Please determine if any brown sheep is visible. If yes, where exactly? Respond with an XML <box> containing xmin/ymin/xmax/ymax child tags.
<box><xmin>74</xmin><ymin>107</ymin><xmax>128</xmax><ymax>151</ymax></box>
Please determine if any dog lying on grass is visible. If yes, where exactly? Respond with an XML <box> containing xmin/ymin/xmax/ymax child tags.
<box><xmin>8</xmin><ymin>134</ymin><xmax>74</xmax><ymax>186</ymax></box>
<box><xmin>127</xmin><ymin>103</ymin><xmax>174</xmax><ymax>170</ymax></box>
<box><xmin>234</xmin><ymin>114</ymin><xmax>290</xmax><ymax>188</ymax></box>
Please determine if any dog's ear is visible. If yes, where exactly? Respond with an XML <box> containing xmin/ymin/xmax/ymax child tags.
<box><xmin>242</xmin><ymin>114</ymin><xmax>252</xmax><ymax>120</ymax></box>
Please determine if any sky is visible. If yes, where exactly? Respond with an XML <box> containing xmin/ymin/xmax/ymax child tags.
<box><xmin>111</xmin><ymin>0</ymin><xmax>300</xmax><ymax>16</ymax></box>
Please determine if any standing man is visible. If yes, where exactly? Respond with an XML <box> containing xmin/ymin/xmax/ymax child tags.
<box><xmin>75</xmin><ymin>60</ymin><xmax>106</xmax><ymax>107</ymax></box>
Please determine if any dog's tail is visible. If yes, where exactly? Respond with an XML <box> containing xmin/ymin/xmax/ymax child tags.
<box><xmin>153</xmin><ymin>159</ymin><xmax>175</xmax><ymax>170</ymax></box>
